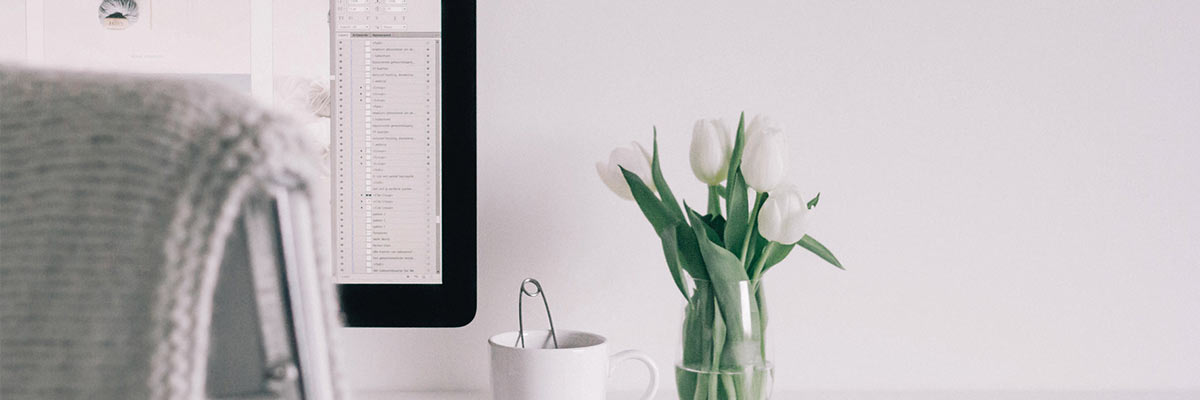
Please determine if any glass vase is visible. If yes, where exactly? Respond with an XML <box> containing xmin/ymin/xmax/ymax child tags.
<box><xmin>676</xmin><ymin>278</ymin><xmax>773</xmax><ymax>400</ymax></box>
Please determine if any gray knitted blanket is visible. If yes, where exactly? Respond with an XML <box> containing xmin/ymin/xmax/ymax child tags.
<box><xmin>0</xmin><ymin>66</ymin><xmax>344</xmax><ymax>399</ymax></box>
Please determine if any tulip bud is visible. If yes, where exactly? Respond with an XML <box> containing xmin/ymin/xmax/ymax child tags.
<box><xmin>741</xmin><ymin>123</ymin><xmax>788</xmax><ymax>192</ymax></box>
<box><xmin>744</xmin><ymin>114</ymin><xmax>776</xmax><ymax>143</ymax></box>
<box><xmin>689</xmin><ymin>119</ymin><xmax>733</xmax><ymax>185</ymax></box>
<box><xmin>596</xmin><ymin>142</ymin><xmax>657</xmax><ymax>200</ymax></box>
<box><xmin>757</xmin><ymin>185</ymin><xmax>811</xmax><ymax>244</ymax></box>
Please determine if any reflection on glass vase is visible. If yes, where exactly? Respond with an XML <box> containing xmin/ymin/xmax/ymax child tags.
<box><xmin>677</xmin><ymin>278</ymin><xmax>773</xmax><ymax>400</ymax></box>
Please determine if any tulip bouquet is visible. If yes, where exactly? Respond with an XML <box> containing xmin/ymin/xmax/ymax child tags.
<box><xmin>597</xmin><ymin>113</ymin><xmax>842</xmax><ymax>400</ymax></box>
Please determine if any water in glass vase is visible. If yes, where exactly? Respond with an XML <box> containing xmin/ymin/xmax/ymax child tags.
<box><xmin>677</xmin><ymin>278</ymin><xmax>773</xmax><ymax>400</ymax></box>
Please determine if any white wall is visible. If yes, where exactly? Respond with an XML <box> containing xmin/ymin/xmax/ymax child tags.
<box><xmin>0</xmin><ymin>0</ymin><xmax>25</xmax><ymax>61</ymax></box>
<box><xmin>342</xmin><ymin>0</ymin><xmax>1200</xmax><ymax>393</ymax></box>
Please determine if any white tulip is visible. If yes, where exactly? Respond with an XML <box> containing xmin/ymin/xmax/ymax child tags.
<box><xmin>757</xmin><ymin>185</ymin><xmax>811</xmax><ymax>244</ymax></box>
<box><xmin>740</xmin><ymin>123</ymin><xmax>788</xmax><ymax>192</ymax></box>
<box><xmin>744</xmin><ymin>114</ymin><xmax>777</xmax><ymax>143</ymax></box>
<box><xmin>689</xmin><ymin>119</ymin><xmax>733</xmax><ymax>185</ymax></box>
<box><xmin>596</xmin><ymin>142</ymin><xmax>657</xmax><ymax>200</ymax></box>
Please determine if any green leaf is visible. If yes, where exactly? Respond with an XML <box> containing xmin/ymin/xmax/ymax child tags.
<box><xmin>684</xmin><ymin>207</ymin><xmax>750</xmax><ymax>285</ymax></box>
<box><xmin>681</xmin><ymin>283</ymin><xmax>714</xmax><ymax>368</ymax></box>
<box><xmin>797</xmin><ymin>234</ymin><xmax>844</xmax><ymax>270</ymax></box>
<box><xmin>724</xmin><ymin>169</ymin><xmax>749</xmax><ymax>258</ymax></box>
<box><xmin>684</xmin><ymin>206</ymin><xmax>760</xmax><ymax>366</ymax></box>
<box><xmin>758</xmin><ymin>242</ymin><xmax>795</xmax><ymax>276</ymax></box>
<box><xmin>709</xmin><ymin>301</ymin><xmax>726</xmax><ymax>375</ymax></box>
<box><xmin>619</xmin><ymin>167</ymin><xmax>672</xmax><ymax>235</ymax></box>
<box><xmin>741</xmin><ymin>192</ymin><xmax>768</xmax><ymax>270</ymax></box>
<box><xmin>651</xmin><ymin>128</ymin><xmax>684</xmax><ymax>221</ymax></box>
<box><xmin>700</xmin><ymin>214</ymin><xmax>726</xmax><ymax>237</ymax></box>
<box><xmin>746</xmin><ymin>231</ymin><xmax>767</xmax><ymax>275</ymax></box>
<box><xmin>696</xmin><ymin>215</ymin><xmax>720</xmax><ymax>246</ymax></box>
<box><xmin>688</xmin><ymin>206</ymin><xmax>725</xmax><ymax>247</ymax></box>
<box><xmin>725</xmin><ymin>112</ymin><xmax>747</xmax><ymax>199</ymax></box>
<box><xmin>658</xmin><ymin>224</ymin><xmax>689</xmax><ymax>298</ymax></box>
<box><xmin>807</xmin><ymin>192</ymin><xmax>820</xmax><ymax>209</ymax></box>
<box><xmin>628</xmin><ymin>166</ymin><xmax>700</xmax><ymax>289</ymax></box>
<box><xmin>674</xmin><ymin>223</ymin><xmax>710</xmax><ymax>281</ymax></box>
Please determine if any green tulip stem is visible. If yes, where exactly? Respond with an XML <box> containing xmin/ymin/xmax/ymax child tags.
<box><xmin>709</xmin><ymin>301</ymin><xmax>725</xmax><ymax>399</ymax></box>
<box><xmin>707</xmin><ymin>185</ymin><xmax>722</xmax><ymax>216</ymax></box>
<box><xmin>749</xmin><ymin>241</ymin><xmax>778</xmax><ymax>284</ymax></box>
<box><xmin>739</xmin><ymin>192</ymin><xmax>767</xmax><ymax>262</ymax></box>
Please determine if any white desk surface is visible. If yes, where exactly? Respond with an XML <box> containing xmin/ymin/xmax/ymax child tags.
<box><xmin>357</xmin><ymin>391</ymin><xmax>1200</xmax><ymax>400</ymax></box>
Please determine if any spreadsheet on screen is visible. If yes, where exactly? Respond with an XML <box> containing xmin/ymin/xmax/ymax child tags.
<box><xmin>332</xmin><ymin>0</ymin><xmax>442</xmax><ymax>284</ymax></box>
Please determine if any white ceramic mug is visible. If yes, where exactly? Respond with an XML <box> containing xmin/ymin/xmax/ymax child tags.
<box><xmin>489</xmin><ymin>329</ymin><xmax>659</xmax><ymax>400</ymax></box>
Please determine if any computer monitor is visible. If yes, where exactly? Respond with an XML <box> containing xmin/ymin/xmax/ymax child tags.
<box><xmin>329</xmin><ymin>0</ymin><xmax>475</xmax><ymax>327</ymax></box>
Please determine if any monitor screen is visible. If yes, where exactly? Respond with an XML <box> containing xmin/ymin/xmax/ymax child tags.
<box><xmin>332</xmin><ymin>0</ymin><xmax>442</xmax><ymax>284</ymax></box>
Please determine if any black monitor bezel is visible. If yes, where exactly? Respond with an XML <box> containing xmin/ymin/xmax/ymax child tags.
<box><xmin>335</xmin><ymin>0</ymin><xmax>476</xmax><ymax>328</ymax></box>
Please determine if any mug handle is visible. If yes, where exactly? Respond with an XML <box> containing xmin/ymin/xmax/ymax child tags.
<box><xmin>609</xmin><ymin>350</ymin><xmax>659</xmax><ymax>400</ymax></box>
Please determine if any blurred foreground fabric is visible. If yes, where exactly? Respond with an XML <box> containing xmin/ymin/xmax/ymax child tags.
<box><xmin>0</xmin><ymin>65</ymin><xmax>345</xmax><ymax>399</ymax></box>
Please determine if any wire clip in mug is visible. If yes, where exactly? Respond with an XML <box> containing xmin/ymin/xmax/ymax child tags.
<box><xmin>515</xmin><ymin>278</ymin><xmax>558</xmax><ymax>349</ymax></box>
